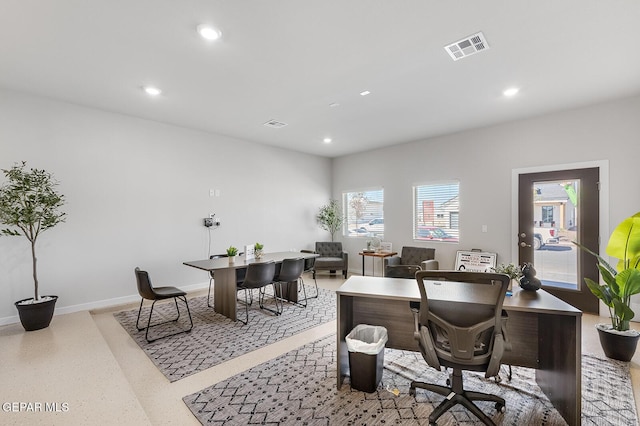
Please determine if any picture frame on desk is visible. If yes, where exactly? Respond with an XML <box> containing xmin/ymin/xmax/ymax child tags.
<box><xmin>379</xmin><ymin>241</ymin><xmax>392</xmax><ymax>252</ymax></box>
<box><xmin>454</xmin><ymin>250</ymin><xmax>497</xmax><ymax>272</ymax></box>
<box><xmin>244</xmin><ymin>244</ymin><xmax>255</xmax><ymax>260</ymax></box>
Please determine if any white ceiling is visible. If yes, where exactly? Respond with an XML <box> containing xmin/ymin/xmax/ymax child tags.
<box><xmin>1</xmin><ymin>1</ymin><xmax>639</xmax><ymax>158</ymax></box>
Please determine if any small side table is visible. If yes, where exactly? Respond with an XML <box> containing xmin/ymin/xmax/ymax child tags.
<box><xmin>358</xmin><ymin>251</ymin><xmax>398</xmax><ymax>276</ymax></box>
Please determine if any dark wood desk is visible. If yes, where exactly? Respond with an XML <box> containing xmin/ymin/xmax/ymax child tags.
<box><xmin>336</xmin><ymin>276</ymin><xmax>582</xmax><ymax>426</ymax></box>
<box><xmin>358</xmin><ymin>251</ymin><xmax>397</xmax><ymax>276</ymax></box>
<box><xmin>184</xmin><ymin>251</ymin><xmax>318</xmax><ymax>321</ymax></box>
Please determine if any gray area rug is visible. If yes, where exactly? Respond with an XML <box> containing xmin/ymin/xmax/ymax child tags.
<box><xmin>184</xmin><ymin>334</ymin><xmax>638</xmax><ymax>425</ymax></box>
<box><xmin>114</xmin><ymin>285</ymin><xmax>336</xmax><ymax>382</ymax></box>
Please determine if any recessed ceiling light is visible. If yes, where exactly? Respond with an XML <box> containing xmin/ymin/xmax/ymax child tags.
<box><xmin>323</xmin><ymin>138</ymin><xmax>332</xmax><ymax>143</ymax></box>
<box><xmin>329</xmin><ymin>102</ymin><xmax>340</xmax><ymax>107</ymax></box>
<box><xmin>197</xmin><ymin>24</ymin><xmax>222</xmax><ymax>41</ymax></box>
<box><xmin>143</xmin><ymin>86</ymin><xmax>162</xmax><ymax>96</ymax></box>
<box><xmin>503</xmin><ymin>87</ymin><xmax>519</xmax><ymax>97</ymax></box>
<box><xmin>360</xmin><ymin>91</ymin><xmax>371</xmax><ymax>96</ymax></box>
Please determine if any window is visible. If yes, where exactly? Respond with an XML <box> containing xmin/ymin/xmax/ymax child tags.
<box><xmin>541</xmin><ymin>206</ymin><xmax>554</xmax><ymax>224</ymax></box>
<box><xmin>413</xmin><ymin>181</ymin><xmax>459</xmax><ymax>242</ymax></box>
<box><xmin>343</xmin><ymin>189</ymin><xmax>384</xmax><ymax>238</ymax></box>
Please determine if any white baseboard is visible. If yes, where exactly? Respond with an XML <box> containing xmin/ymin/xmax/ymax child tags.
<box><xmin>0</xmin><ymin>281</ymin><xmax>209</xmax><ymax>327</ymax></box>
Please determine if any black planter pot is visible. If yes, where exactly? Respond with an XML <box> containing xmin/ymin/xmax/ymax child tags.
<box><xmin>597</xmin><ymin>326</ymin><xmax>640</xmax><ymax>362</ymax></box>
<box><xmin>15</xmin><ymin>295</ymin><xmax>58</xmax><ymax>331</ymax></box>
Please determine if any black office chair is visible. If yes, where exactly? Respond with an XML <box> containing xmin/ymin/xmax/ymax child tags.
<box><xmin>236</xmin><ymin>261</ymin><xmax>278</xmax><ymax>324</ymax></box>
<box><xmin>207</xmin><ymin>253</ymin><xmax>246</xmax><ymax>308</ymax></box>
<box><xmin>134</xmin><ymin>267</ymin><xmax>193</xmax><ymax>343</ymax></box>
<box><xmin>300</xmin><ymin>249</ymin><xmax>319</xmax><ymax>299</ymax></box>
<box><xmin>273</xmin><ymin>257</ymin><xmax>306</xmax><ymax>307</ymax></box>
<box><xmin>410</xmin><ymin>270</ymin><xmax>510</xmax><ymax>426</ymax></box>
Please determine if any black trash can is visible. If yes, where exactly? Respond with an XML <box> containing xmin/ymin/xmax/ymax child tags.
<box><xmin>345</xmin><ymin>324</ymin><xmax>388</xmax><ymax>393</ymax></box>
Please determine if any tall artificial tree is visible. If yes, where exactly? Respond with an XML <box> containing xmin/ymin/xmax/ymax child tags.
<box><xmin>0</xmin><ymin>162</ymin><xmax>66</xmax><ymax>301</ymax></box>
<box><xmin>317</xmin><ymin>200</ymin><xmax>344</xmax><ymax>242</ymax></box>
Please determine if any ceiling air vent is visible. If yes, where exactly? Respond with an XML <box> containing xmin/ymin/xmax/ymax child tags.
<box><xmin>444</xmin><ymin>32</ymin><xmax>489</xmax><ymax>61</ymax></box>
<box><xmin>263</xmin><ymin>119</ymin><xmax>288</xmax><ymax>129</ymax></box>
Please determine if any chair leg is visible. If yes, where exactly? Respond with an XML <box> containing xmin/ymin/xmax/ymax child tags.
<box><xmin>280</xmin><ymin>278</ymin><xmax>308</xmax><ymax>308</ymax></box>
<box><xmin>297</xmin><ymin>278</ymin><xmax>308</xmax><ymax>307</ymax></box>
<box><xmin>236</xmin><ymin>289</ymin><xmax>249</xmax><ymax>325</ymax></box>
<box><xmin>301</xmin><ymin>274</ymin><xmax>319</xmax><ymax>299</ymax></box>
<box><xmin>410</xmin><ymin>369</ymin><xmax>503</xmax><ymax>426</ymax></box>
<box><xmin>258</xmin><ymin>284</ymin><xmax>282</xmax><ymax>315</ymax></box>
<box><xmin>135</xmin><ymin>298</ymin><xmax>146</xmax><ymax>330</ymax></box>
<box><xmin>136</xmin><ymin>297</ymin><xmax>194</xmax><ymax>343</ymax></box>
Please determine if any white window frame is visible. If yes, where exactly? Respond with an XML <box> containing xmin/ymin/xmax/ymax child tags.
<box><xmin>413</xmin><ymin>180</ymin><xmax>460</xmax><ymax>243</ymax></box>
<box><xmin>342</xmin><ymin>188</ymin><xmax>384</xmax><ymax>238</ymax></box>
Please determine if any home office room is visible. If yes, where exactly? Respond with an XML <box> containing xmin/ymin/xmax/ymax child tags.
<box><xmin>1</xmin><ymin>1</ymin><xmax>640</xmax><ymax>425</ymax></box>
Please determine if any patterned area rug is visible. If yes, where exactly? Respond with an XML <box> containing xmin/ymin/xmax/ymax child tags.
<box><xmin>184</xmin><ymin>334</ymin><xmax>638</xmax><ymax>425</ymax></box>
<box><xmin>114</xmin><ymin>285</ymin><xmax>336</xmax><ymax>382</ymax></box>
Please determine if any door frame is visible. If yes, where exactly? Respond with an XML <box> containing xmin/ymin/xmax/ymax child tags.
<box><xmin>511</xmin><ymin>160</ymin><xmax>609</xmax><ymax>315</ymax></box>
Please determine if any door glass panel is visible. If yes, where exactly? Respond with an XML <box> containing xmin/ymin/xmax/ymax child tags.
<box><xmin>532</xmin><ymin>179</ymin><xmax>579</xmax><ymax>290</ymax></box>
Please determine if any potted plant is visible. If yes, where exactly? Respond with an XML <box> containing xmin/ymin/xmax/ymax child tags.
<box><xmin>0</xmin><ymin>162</ymin><xmax>66</xmax><ymax>331</ymax></box>
<box><xmin>491</xmin><ymin>263</ymin><xmax>523</xmax><ymax>291</ymax></box>
<box><xmin>254</xmin><ymin>242</ymin><xmax>264</xmax><ymax>259</ymax></box>
<box><xmin>575</xmin><ymin>212</ymin><xmax>640</xmax><ymax>361</ymax></box>
<box><xmin>317</xmin><ymin>199</ymin><xmax>344</xmax><ymax>242</ymax></box>
<box><xmin>226</xmin><ymin>246</ymin><xmax>238</xmax><ymax>263</ymax></box>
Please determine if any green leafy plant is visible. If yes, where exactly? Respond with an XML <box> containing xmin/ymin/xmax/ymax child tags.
<box><xmin>317</xmin><ymin>200</ymin><xmax>344</xmax><ymax>242</ymax></box>
<box><xmin>491</xmin><ymin>263</ymin><xmax>523</xmax><ymax>281</ymax></box>
<box><xmin>574</xmin><ymin>212</ymin><xmax>640</xmax><ymax>331</ymax></box>
<box><xmin>0</xmin><ymin>162</ymin><xmax>66</xmax><ymax>301</ymax></box>
<box><xmin>226</xmin><ymin>246</ymin><xmax>238</xmax><ymax>257</ymax></box>
<box><xmin>254</xmin><ymin>242</ymin><xmax>264</xmax><ymax>251</ymax></box>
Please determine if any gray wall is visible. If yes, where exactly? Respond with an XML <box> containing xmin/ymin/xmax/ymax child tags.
<box><xmin>333</xmin><ymin>95</ymin><xmax>640</xmax><ymax>274</ymax></box>
<box><xmin>0</xmin><ymin>89</ymin><xmax>332</xmax><ymax>323</ymax></box>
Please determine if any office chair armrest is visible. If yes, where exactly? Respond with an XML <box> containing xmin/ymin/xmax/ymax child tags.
<box><xmin>417</xmin><ymin>326</ymin><xmax>442</xmax><ymax>370</ymax></box>
<box><xmin>485</xmin><ymin>333</ymin><xmax>505</xmax><ymax>378</ymax></box>
<box><xmin>420</xmin><ymin>259</ymin><xmax>439</xmax><ymax>270</ymax></box>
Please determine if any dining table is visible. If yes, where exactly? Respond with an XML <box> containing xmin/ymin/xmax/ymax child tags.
<box><xmin>183</xmin><ymin>251</ymin><xmax>318</xmax><ymax>321</ymax></box>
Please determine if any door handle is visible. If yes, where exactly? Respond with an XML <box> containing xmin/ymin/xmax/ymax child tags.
<box><xmin>520</xmin><ymin>242</ymin><xmax>531</xmax><ymax>247</ymax></box>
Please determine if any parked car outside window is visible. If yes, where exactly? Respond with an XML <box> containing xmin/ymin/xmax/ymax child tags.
<box><xmin>415</xmin><ymin>226</ymin><xmax>457</xmax><ymax>241</ymax></box>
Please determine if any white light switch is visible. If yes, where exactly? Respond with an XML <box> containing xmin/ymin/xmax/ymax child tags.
<box><xmin>482</xmin><ymin>225</ymin><xmax>488</xmax><ymax>233</ymax></box>
<box><xmin>209</xmin><ymin>189</ymin><xmax>215</xmax><ymax>197</ymax></box>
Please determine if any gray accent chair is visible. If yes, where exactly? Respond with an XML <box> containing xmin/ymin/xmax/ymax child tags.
<box><xmin>313</xmin><ymin>242</ymin><xmax>348</xmax><ymax>279</ymax></box>
<box><xmin>384</xmin><ymin>246</ymin><xmax>438</xmax><ymax>277</ymax></box>
<box><xmin>410</xmin><ymin>270</ymin><xmax>510</xmax><ymax>425</ymax></box>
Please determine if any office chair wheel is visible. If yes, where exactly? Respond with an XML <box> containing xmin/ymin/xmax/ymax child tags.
<box><xmin>495</xmin><ymin>402</ymin><xmax>506</xmax><ymax>413</ymax></box>
<box><xmin>429</xmin><ymin>422</ymin><xmax>437</xmax><ymax>426</ymax></box>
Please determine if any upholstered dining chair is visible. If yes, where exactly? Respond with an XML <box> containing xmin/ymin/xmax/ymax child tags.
<box><xmin>134</xmin><ymin>267</ymin><xmax>193</xmax><ymax>343</ymax></box>
<box><xmin>236</xmin><ymin>261</ymin><xmax>278</xmax><ymax>324</ymax></box>
<box><xmin>410</xmin><ymin>270</ymin><xmax>510</xmax><ymax>425</ymax></box>
<box><xmin>313</xmin><ymin>242</ymin><xmax>348</xmax><ymax>279</ymax></box>
<box><xmin>273</xmin><ymin>257</ymin><xmax>306</xmax><ymax>307</ymax></box>
<box><xmin>384</xmin><ymin>246</ymin><xmax>438</xmax><ymax>277</ymax></box>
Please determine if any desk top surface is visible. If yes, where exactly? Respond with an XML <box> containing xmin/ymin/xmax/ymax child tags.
<box><xmin>184</xmin><ymin>251</ymin><xmax>318</xmax><ymax>271</ymax></box>
<box><xmin>337</xmin><ymin>275</ymin><xmax>581</xmax><ymax>316</ymax></box>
